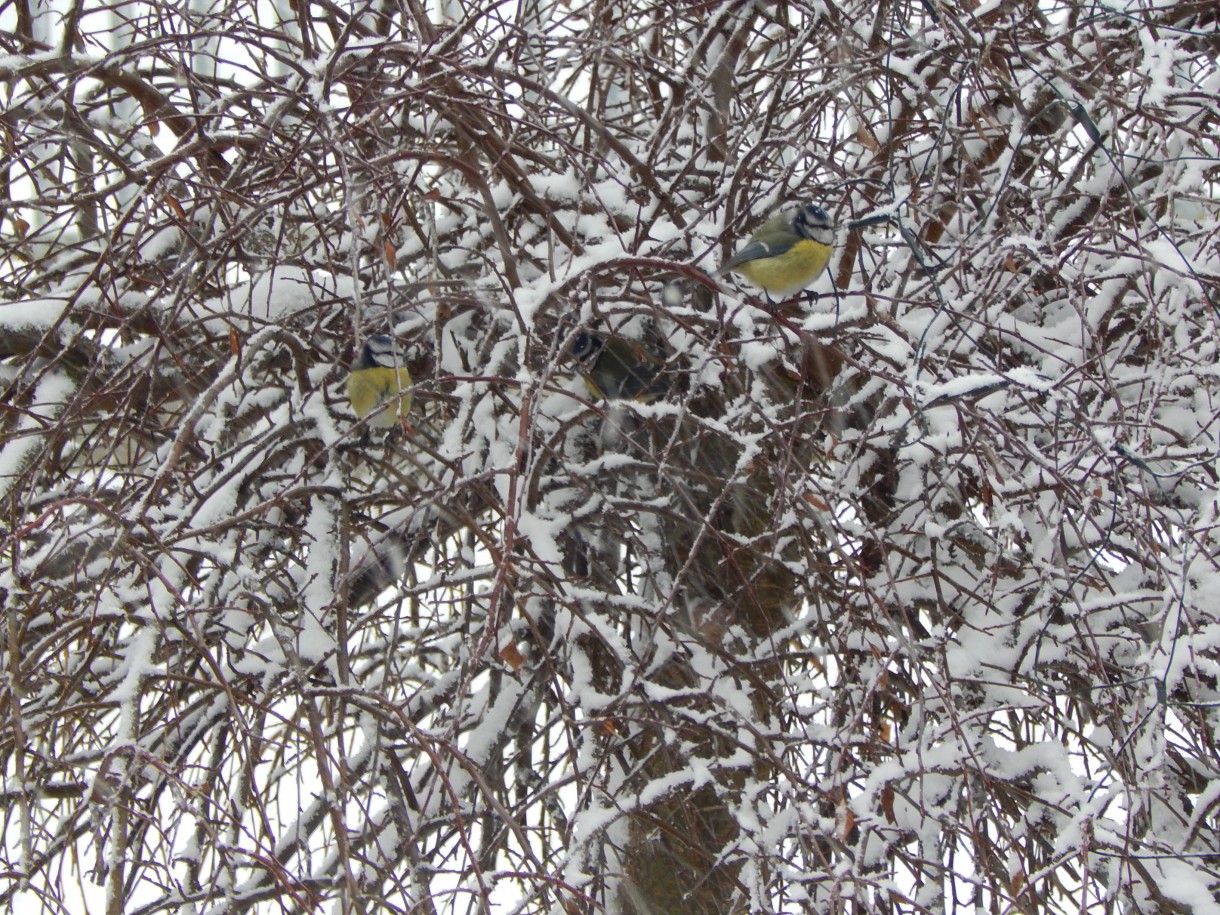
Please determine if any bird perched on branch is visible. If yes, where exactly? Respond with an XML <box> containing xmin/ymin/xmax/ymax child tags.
<box><xmin>348</xmin><ymin>335</ymin><xmax>413</xmax><ymax>428</ymax></box>
<box><xmin>719</xmin><ymin>203</ymin><xmax>835</xmax><ymax>299</ymax></box>
<box><xmin>569</xmin><ymin>332</ymin><xmax>667</xmax><ymax>402</ymax></box>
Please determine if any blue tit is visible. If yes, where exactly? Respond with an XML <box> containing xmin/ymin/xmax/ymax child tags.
<box><xmin>719</xmin><ymin>203</ymin><xmax>835</xmax><ymax>298</ymax></box>
<box><xmin>570</xmin><ymin>332</ymin><xmax>666</xmax><ymax>402</ymax></box>
<box><xmin>347</xmin><ymin>335</ymin><xmax>414</xmax><ymax>428</ymax></box>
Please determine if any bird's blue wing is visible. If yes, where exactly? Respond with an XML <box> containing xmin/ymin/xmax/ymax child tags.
<box><xmin>719</xmin><ymin>237</ymin><xmax>795</xmax><ymax>274</ymax></box>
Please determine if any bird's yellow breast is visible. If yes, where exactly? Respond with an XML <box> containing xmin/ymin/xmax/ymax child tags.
<box><xmin>348</xmin><ymin>366</ymin><xmax>413</xmax><ymax>428</ymax></box>
<box><xmin>735</xmin><ymin>238</ymin><xmax>833</xmax><ymax>297</ymax></box>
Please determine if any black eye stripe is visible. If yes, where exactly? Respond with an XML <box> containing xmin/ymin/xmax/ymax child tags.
<box><xmin>570</xmin><ymin>334</ymin><xmax>602</xmax><ymax>361</ymax></box>
<box><xmin>794</xmin><ymin>205</ymin><xmax>832</xmax><ymax>237</ymax></box>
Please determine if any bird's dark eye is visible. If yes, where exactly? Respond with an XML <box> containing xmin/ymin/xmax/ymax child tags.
<box><xmin>570</xmin><ymin>333</ymin><xmax>599</xmax><ymax>360</ymax></box>
<box><xmin>363</xmin><ymin>336</ymin><xmax>400</xmax><ymax>367</ymax></box>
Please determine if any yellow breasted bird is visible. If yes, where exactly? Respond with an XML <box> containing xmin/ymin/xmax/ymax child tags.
<box><xmin>570</xmin><ymin>332</ymin><xmax>666</xmax><ymax>402</ymax></box>
<box><xmin>348</xmin><ymin>335</ymin><xmax>413</xmax><ymax>428</ymax></box>
<box><xmin>719</xmin><ymin>203</ymin><xmax>835</xmax><ymax>299</ymax></box>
